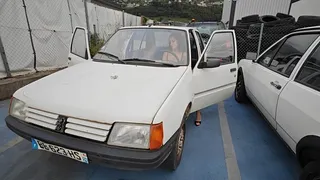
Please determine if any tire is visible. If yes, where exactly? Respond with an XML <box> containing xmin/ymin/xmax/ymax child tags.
<box><xmin>162</xmin><ymin>123</ymin><xmax>186</xmax><ymax>171</ymax></box>
<box><xmin>276</xmin><ymin>13</ymin><xmax>293</xmax><ymax>19</ymax></box>
<box><xmin>300</xmin><ymin>161</ymin><xmax>320</xmax><ymax>180</ymax></box>
<box><xmin>296</xmin><ymin>16</ymin><xmax>320</xmax><ymax>28</ymax></box>
<box><xmin>235</xmin><ymin>70</ymin><xmax>248</xmax><ymax>103</ymax></box>
<box><xmin>259</xmin><ymin>15</ymin><xmax>280</xmax><ymax>23</ymax></box>
<box><xmin>241</xmin><ymin>14</ymin><xmax>261</xmax><ymax>23</ymax></box>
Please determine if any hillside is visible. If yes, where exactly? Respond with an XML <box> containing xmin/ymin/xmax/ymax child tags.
<box><xmin>124</xmin><ymin>1</ymin><xmax>223</xmax><ymax>22</ymax></box>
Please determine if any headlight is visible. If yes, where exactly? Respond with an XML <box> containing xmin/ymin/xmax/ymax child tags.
<box><xmin>107</xmin><ymin>123</ymin><xmax>150</xmax><ymax>149</ymax></box>
<box><xmin>9</xmin><ymin>98</ymin><xmax>27</xmax><ymax>120</ymax></box>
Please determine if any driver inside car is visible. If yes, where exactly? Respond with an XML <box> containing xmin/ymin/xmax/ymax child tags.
<box><xmin>162</xmin><ymin>32</ymin><xmax>187</xmax><ymax>63</ymax></box>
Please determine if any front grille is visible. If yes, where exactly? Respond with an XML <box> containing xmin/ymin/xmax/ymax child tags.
<box><xmin>25</xmin><ymin>107</ymin><xmax>111</xmax><ymax>142</ymax></box>
<box><xmin>65</xmin><ymin>118</ymin><xmax>111</xmax><ymax>142</ymax></box>
<box><xmin>25</xmin><ymin>107</ymin><xmax>58</xmax><ymax>130</ymax></box>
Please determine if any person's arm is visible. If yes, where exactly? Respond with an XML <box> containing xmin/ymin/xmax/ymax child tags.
<box><xmin>182</xmin><ymin>52</ymin><xmax>188</xmax><ymax>63</ymax></box>
<box><xmin>162</xmin><ymin>52</ymin><xmax>168</xmax><ymax>61</ymax></box>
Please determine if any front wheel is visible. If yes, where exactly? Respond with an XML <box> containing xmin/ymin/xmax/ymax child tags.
<box><xmin>235</xmin><ymin>71</ymin><xmax>248</xmax><ymax>103</ymax></box>
<box><xmin>163</xmin><ymin>124</ymin><xmax>186</xmax><ymax>171</ymax></box>
<box><xmin>300</xmin><ymin>161</ymin><xmax>320</xmax><ymax>180</ymax></box>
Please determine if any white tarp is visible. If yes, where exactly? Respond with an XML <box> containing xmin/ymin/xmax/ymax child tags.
<box><xmin>25</xmin><ymin>0</ymin><xmax>72</xmax><ymax>70</ymax></box>
<box><xmin>69</xmin><ymin>0</ymin><xmax>86</xmax><ymax>29</ymax></box>
<box><xmin>0</xmin><ymin>0</ymin><xmax>141</xmax><ymax>78</ymax></box>
<box><xmin>0</xmin><ymin>0</ymin><xmax>34</xmax><ymax>78</ymax></box>
<box><xmin>87</xmin><ymin>3</ymin><xmax>124</xmax><ymax>40</ymax></box>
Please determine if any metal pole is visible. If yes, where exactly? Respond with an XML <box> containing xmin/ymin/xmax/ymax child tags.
<box><xmin>84</xmin><ymin>0</ymin><xmax>91</xmax><ymax>42</ymax></box>
<box><xmin>257</xmin><ymin>23</ymin><xmax>264</xmax><ymax>56</ymax></box>
<box><xmin>22</xmin><ymin>0</ymin><xmax>37</xmax><ymax>72</ymax></box>
<box><xmin>122</xmin><ymin>10</ymin><xmax>125</xmax><ymax>27</ymax></box>
<box><xmin>66</xmin><ymin>0</ymin><xmax>74</xmax><ymax>33</ymax></box>
<box><xmin>228</xmin><ymin>0</ymin><xmax>237</xmax><ymax>28</ymax></box>
<box><xmin>0</xmin><ymin>35</ymin><xmax>11</xmax><ymax>77</ymax></box>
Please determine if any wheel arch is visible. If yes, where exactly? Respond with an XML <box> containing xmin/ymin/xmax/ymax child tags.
<box><xmin>296</xmin><ymin>135</ymin><xmax>320</xmax><ymax>167</ymax></box>
<box><xmin>181</xmin><ymin>102</ymin><xmax>192</xmax><ymax>125</ymax></box>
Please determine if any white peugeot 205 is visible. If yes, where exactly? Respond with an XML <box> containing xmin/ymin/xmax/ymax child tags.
<box><xmin>6</xmin><ymin>26</ymin><xmax>237</xmax><ymax>170</ymax></box>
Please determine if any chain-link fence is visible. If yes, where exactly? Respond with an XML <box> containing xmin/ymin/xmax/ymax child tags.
<box><xmin>0</xmin><ymin>0</ymin><xmax>141</xmax><ymax>79</ymax></box>
<box><xmin>231</xmin><ymin>23</ymin><xmax>297</xmax><ymax>62</ymax></box>
<box><xmin>229</xmin><ymin>13</ymin><xmax>319</xmax><ymax>62</ymax></box>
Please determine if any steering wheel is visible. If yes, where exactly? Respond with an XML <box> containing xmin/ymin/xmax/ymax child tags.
<box><xmin>281</xmin><ymin>53</ymin><xmax>302</xmax><ymax>74</ymax></box>
<box><xmin>282</xmin><ymin>53</ymin><xmax>302</xmax><ymax>63</ymax></box>
<box><xmin>161</xmin><ymin>50</ymin><xmax>180</xmax><ymax>62</ymax></box>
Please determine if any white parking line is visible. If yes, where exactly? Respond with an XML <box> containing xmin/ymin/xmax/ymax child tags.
<box><xmin>218</xmin><ymin>102</ymin><xmax>241</xmax><ymax>180</ymax></box>
<box><xmin>0</xmin><ymin>136</ymin><xmax>24</xmax><ymax>154</ymax></box>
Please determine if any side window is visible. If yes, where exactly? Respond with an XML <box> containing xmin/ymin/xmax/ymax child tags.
<box><xmin>195</xmin><ymin>31</ymin><xmax>205</xmax><ymax>53</ymax></box>
<box><xmin>295</xmin><ymin>44</ymin><xmax>320</xmax><ymax>92</ymax></box>
<box><xmin>189</xmin><ymin>31</ymin><xmax>199</xmax><ymax>60</ymax></box>
<box><xmin>268</xmin><ymin>34</ymin><xmax>319</xmax><ymax>77</ymax></box>
<box><xmin>257</xmin><ymin>40</ymin><xmax>283</xmax><ymax>67</ymax></box>
<box><xmin>205</xmin><ymin>32</ymin><xmax>234</xmax><ymax>65</ymax></box>
<box><xmin>71</xmin><ymin>28</ymin><xmax>88</xmax><ymax>59</ymax></box>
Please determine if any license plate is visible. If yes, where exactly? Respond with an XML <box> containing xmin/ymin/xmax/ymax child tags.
<box><xmin>31</xmin><ymin>138</ymin><xmax>89</xmax><ymax>164</ymax></box>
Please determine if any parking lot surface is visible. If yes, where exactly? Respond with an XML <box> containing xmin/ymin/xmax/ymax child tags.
<box><xmin>0</xmin><ymin>97</ymin><xmax>300</xmax><ymax>180</ymax></box>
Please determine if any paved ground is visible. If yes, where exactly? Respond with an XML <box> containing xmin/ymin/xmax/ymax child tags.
<box><xmin>0</xmin><ymin>96</ymin><xmax>300</xmax><ymax>180</ymax></box>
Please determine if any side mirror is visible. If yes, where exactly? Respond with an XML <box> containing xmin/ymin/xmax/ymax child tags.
<box><xmin>245</xmin><ymin>52</ymin><xmax>257</xmax><ymax>61</ymax></box>
<box><xmin>198</xmin><ymin>58</ymin><xmax>220</xmax><ymax>69</ymax></box>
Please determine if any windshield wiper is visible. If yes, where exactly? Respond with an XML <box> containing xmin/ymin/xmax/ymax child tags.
<box><xmin>122</xmin><ymin>58</ymin><xmax>178</xmax><ymax>67</ymax></box>
<box><xmin>96</xmin><ymin>52</ymin><xmax>126</xmax><ymax>64</ymax></box>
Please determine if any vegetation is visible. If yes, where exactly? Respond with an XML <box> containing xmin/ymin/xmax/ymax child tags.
<box><xmin>126</xmin><ymin>2</ymin><xmax>223</xmax><ymax>22</ymax></box>
<box><xmin>89</xmin><ymin>33</ymin><xmax>105</xmax><ymax>57</ymax></box>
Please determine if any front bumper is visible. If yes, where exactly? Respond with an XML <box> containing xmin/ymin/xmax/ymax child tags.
<box><xmin>5</xmin><ymin>116</ymin><xmax>176</xmax><ymax>170</ymax></box>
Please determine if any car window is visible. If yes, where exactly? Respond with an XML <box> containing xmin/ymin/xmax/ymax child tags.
<box><xmin>195</xmin><ymin>31</ymin><xmax>204</xmax><ymax>53</ymax></box>
<box><xmin>295</xmin><ymin>44</ymin><xmax>320</xmax><ymax>92</ymax></box>
<box><xmin>132</xmin><ymin>31</ymin><xmax>146</xmax><ymax>51</ymax></box>
<box><xmin>268</xmin><ymin>34</ymin><xmax>319</xmax><ymax>77</ymax></box>
<box><xmin>71</xmin><ymin>28</ymin><xmax>88</xmax><ymax>59</ymax></box>
<box><xmin>189</xmin><ymin>31</ymin><xmax>199</xmax><ymax>60</ymax></box>
<box><xmin>94</xmin><ymin>28</ymin><xmax>189</xmax><ymax>66</ymax></box>
<box><xmin>204</xmin><ymin>32</ymin><xmax>234</xmax><ymax>65</ymax></box>
<box><xmin>257</xmin><ymin>40</ymin><xmax>283</xmax><ymax>67</ymax></box>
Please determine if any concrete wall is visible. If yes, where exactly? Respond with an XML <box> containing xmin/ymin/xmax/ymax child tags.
<box><xmin>290</xmin><ymin>0</ymin><xmax>320</xmax><ymax>18</ymax></box>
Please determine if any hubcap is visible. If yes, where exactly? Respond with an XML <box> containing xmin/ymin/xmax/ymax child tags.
<box><xmin>176</xmin><ymin>127</ymin><xmax>185</xmax><ymax>160</ymax></box>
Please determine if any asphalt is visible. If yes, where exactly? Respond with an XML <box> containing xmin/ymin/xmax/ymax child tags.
<box><xmin>0</xmin><ymin>96</ymin><xmax>300</xmax><ymax>180</ymax></box>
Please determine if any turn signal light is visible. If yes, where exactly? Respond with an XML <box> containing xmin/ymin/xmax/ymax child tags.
<box><xmin>149</xmin><ymin>122</ymin><xmax>163</xmax><ymax>150</ymax></box>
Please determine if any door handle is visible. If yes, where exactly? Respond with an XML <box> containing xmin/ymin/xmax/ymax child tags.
<box><xmin>270</xmin><ymin>81</ymin><xmax>282</xmax><ymax>90</ymax></box>
<box><xmin>230</xmin><ymin>68</ymin><xmax>237</xmax><ymax>72</ymax></box>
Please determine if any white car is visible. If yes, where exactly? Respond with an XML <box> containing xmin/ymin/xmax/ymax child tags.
<box><xmin>236</xmin><ymin>26</ymin><xmax>320</xmax><ymax>179</ymax></box>
<box><xmin>6</xmin><ymin>26</ymin><xmax>238</xmax><ymax>170</ymax></box>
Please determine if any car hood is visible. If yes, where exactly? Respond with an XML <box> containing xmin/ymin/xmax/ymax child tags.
<box><xmin>14</xmin><ymin>62</ymin><xmax>187</xmax><ymax>124</ymax></box>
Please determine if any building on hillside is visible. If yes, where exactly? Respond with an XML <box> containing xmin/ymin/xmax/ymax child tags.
<box><xmin>222</xmin><ymin>0</ymin><xmax>320</xmax><ymax>26</ymax></box>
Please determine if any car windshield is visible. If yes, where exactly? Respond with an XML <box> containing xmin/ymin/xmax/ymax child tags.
<box><xmin>93</xmin><ymin>28</ymin><xmax>189</xmax><ymax>66</ymax></box>
<box><xmin>188</xmin><ymin>23</ymin><xmax>224</xmax><ymax>35</ymax></box>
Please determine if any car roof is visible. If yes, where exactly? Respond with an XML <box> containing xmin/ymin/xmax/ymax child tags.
<box><xmin>119</xmin><ymin>25</ymin><xmax>195</xmax><ymax>31</ymax></box>
<box><xmin>293</xmin><ymin>26</ymin><xmax>320</xmax><ymax>32</ymax></box>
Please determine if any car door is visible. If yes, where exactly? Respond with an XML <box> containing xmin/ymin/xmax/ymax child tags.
<box><xmin>190</xmin><ymin>30</ymin><xmax>237</xmax><ymax>113</ymax></box>
<box><xmin>276</xmin><ymin>37</ymin><xmax>320</xmax><ymax>152</ymax></box>
<box><xmin>68</xmin><ymin>27</ymin><xmax>91</xmax><ymax>66</ymax></box>
<box><xmin>245</xmin><ymin>32</ymin><xmax>320</xmax><ymax>129</ymax></box>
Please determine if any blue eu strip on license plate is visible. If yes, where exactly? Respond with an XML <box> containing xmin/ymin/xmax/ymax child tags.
<box><xmin>31</xmin><ymin>138</ymin><xmax>89</xmax><ymax>164</ymax></box>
